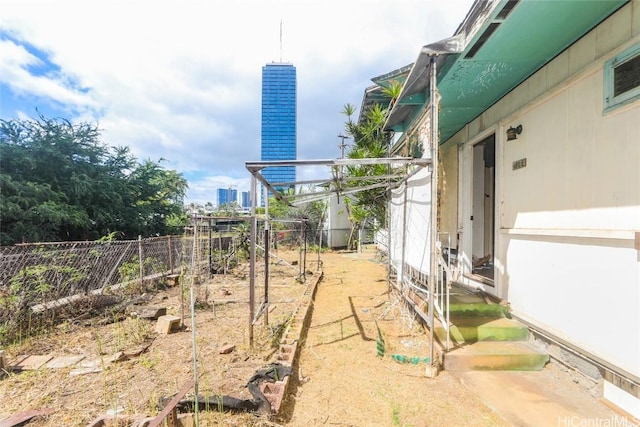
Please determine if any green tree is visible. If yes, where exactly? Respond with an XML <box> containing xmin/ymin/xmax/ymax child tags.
<box><xmin>128</xmin><ymin>159</ymin><xmax>188</xmax><ymax>236</ymax></box>
<box><xmin>0</xmin><ymin>114</ymin><xmax>188</xmax><ymax>244</ymax></box>
<box><xmin>339</xmin><ymin>80</ymin><xmax>403</xmax><ymax>244</ymax></box>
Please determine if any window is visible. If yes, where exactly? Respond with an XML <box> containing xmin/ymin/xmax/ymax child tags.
<box><xmin>604</xmin><ymin>44</ymin><xmax>640</xmax><ymax>112</ymax></box>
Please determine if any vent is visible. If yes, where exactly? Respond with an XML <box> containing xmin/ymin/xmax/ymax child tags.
<box><xmin>496</xmin><ymin>0</ymin><xmax>519</xmax><ymax>20</ymax></box>
<box><xmin>613</xmin><ymin>54</ymin><xmax>640</xmax><ymax>97</ymax></box>
<box><xmin>465</xmin><ymin>23</ymin><xmax>500</xmax><ymax>59</ymax></box>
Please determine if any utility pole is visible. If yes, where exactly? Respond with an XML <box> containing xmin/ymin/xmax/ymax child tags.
<box><xmin>337</xmin><ymin>133</ymin><xmax>350</xmax><ymax>158</ymax></box>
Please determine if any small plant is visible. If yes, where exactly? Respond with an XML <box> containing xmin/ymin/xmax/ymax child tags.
<box><xmin>392</xmin><ymin>406</ymin><xmax>402</xmax><ymax>426</ymax></box>
<box><xmin>268</xmin><ymin>317</ymin><xmax>289</xmax><ymax>348</ymax></box>
<box><xmin>139</xmin><ymin>356</ymin><xmax>155</xmax><ymax>370</ymax></box>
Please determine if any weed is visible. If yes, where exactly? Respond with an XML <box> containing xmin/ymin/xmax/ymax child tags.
<box><xmin>392</xmin><ymin>405</ymin><xmax>402</xmax><ymax>426</ymax></box>
<box><xmin>139</xmin><ymin>356</ymin><xmax>156</xmax><ymax>370</ymax></box>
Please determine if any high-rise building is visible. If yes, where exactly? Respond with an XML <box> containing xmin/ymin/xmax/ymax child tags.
<box><xmin>241</xmin><ymin>191</ymin><xmax>251</xmax><ymax>210</ymax></box>
<box><xmin>217</xmin><ymin>187</ymin><xmax>238</xmax><ymax>207</ymax></box>
<box><xmin>261</xmin><ymin>62</ymin><xmax>297</xmax><ymax>196</ymax></box>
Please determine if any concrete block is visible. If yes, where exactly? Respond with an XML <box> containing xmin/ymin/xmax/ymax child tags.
<box><xmin>70</xmin><ymin>366</ymin><xmax>103</xmax><ymax>376</ymax></box>
<box><xmin>260</xmin><ymin>381</ymin><xmax>286</xmax><ymax>413</ymax></box>
<box><xmin>12</xmin><ymin>355</ymin><xmax>53</xmax><ymax>370</ymax></box>
<box><xmin>155</xmin><ymin>315</ymin><xmax>181</xmax><ymax>334</ymax></box>
<box><xmin>166</xmin><ymin>274</ymin><xmax>180</xmax><ymax>287</ymax></box>
<box><xmin>127</xmin><ymin>305</ymin><xmax>167</xmax><ymax>320</ymax></box>
<box><xmin>177</xmin><ymin>413</ymin><xmax>194</xmax><ymax>427</ymax></box>
<box><xmin>45</xmin><ymin>355</ymin><xmax>85</xmax><ymax>369</ymax></box>
<box><xmin>425</xmin><ymin>364</ymin><xmax>439</xmax><ymax>378</ymax></box>
<box><xmin>218</xmin><ymin>344</ymin><xmax>235</xmax><ymax>354</ymax></box>
<box><xmin>276</xmin><ymin>344</ymin><xmax>295</xmax><ymax>364</ymax></box>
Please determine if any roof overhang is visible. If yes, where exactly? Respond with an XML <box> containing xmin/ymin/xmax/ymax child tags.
<box><xmin>385</xmin><ymin>0</ymin><xmax>629</xmax><ymax>144</ymax></box>
<box><xmin>358</xmin><ymin>64</ymin><xmax>413</xmax><ymax>125</ymax></box>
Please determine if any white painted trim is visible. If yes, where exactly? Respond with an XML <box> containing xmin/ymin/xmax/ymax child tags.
<box><xmin>500</xmin><ymin>228</ymin><xmax>637</xmax><ymax>241</ymax></box>
<box><xmin>459</xmin><ymin>125</ymin><xmax>499</xmax><ymax>297</ymax></box>
<box><xmin>603</xmin><ymin>380</ymin><xmax>640</xmax><ymax>419</ymax></box>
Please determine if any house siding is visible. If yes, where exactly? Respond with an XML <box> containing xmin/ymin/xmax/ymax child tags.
<box><xmin>440</xmin><ymin>1</ymin><xmax>640</xmax><ymax>417</ymax></box>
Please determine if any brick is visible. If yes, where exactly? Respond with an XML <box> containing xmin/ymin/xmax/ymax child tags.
<box><xmin>155</xmin><ymin>315</ymin><xmax>181</xmax><ymax>334</ymax></box>
<box><xmin>166</xmin><ymin>274</ymin><xmax>180</xmax><ymax>286</ymax></box>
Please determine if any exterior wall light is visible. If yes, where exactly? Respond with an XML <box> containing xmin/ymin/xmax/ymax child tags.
<box><xmin>506</xmin><ymin>125</ymin><xmax>523</xmax><ymax>141</ymax></box>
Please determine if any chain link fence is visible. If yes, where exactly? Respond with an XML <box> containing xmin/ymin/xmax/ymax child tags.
<box><xmin>0</xmin><ymin>215</ymin><xmax>319</xmax><ymax>345</ymax></box>
<box><xmin>0</xmin><ymin>230</ymin><xmax>239</xmax><ymax>344</ymax></box>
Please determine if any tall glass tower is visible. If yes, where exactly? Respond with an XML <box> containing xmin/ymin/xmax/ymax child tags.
<box><xmin>261</xmin><ymin>62</ymin><xmax>297</xmax><ymax>194</ymax></box>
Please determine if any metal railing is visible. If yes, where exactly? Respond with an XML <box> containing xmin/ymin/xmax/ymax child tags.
<box><xmin>392</xmin><ymin>235</ymin><xmax>457</xmax><ymax>353</ymax></box>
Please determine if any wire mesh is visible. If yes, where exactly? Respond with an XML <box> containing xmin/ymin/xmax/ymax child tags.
<box><xmin>0</xmin><ymin>235</ymin><xmax>192</xmax><ymax>343</ymax></box>
<box><xmin>0</xmin><ymin>215</ymin><xmax>320</xmax><ymax>344</ymax></box>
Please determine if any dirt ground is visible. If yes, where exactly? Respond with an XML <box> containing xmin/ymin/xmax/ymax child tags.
<box><xmin>0</xmin><ymin>247</ymin><xmax>626</xmax><ymax>426</ymax></box>
<box><xmin>278</xmin><ymin>249</ymin><xmax>508</xmax><ymax>427</ymax></box>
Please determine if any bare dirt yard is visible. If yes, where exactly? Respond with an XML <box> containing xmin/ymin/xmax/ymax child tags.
<box><xmin>0</xmin><ymin>247</ymin><xmax>624</xmax><ymax>426</ymax></box>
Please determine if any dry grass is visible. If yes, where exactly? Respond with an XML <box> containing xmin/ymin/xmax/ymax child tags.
<box><xmin>0</xmin><ymin>250</ymin><xmax>308</xmax><ymax>426</ymax></box>
<box><xmin>1</xmin><ymin>248</ymin><xmax>512</xmax><ymax>427</ymax></box>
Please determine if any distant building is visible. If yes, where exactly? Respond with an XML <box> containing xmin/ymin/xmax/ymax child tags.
<box><xmin>241</xmin><ymin>191</ymin><xmax>251</xmax><ymax>210</ymax></box>
<box><xmin>261</xmin><ymin>62</ymin><xmax>297</xmax><ymax>202</ymax></box>
<box><xmin>217</xmin><ymin>187</ymin><xmax>237</xmax><ymax>207</ymax></box>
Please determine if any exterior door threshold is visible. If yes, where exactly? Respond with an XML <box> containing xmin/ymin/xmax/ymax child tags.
<box><xmin>464</xmin><ymin>273</ymin><xmax>495</xmax><ymax>287</ymax></box>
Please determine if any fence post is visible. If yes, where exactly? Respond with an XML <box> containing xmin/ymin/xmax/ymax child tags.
<box><xmin>208</xmin><ymin>218</ymin><xmax>213</xmax><ymax>277</ymax></box>
<box><xmin>21</xmin><ymin>237</ymin><xmax>27</xmax><ymax>288</ymax></box>
<box><xmin>302</xmin><ymin>220</ymin><xmax>307</xmax><ymax>281</ymax></box>
<box><xmin>168</xmin><ymin>235</ymin><xmax>174</xmax><ymax>274</ymax></box>
<box><xmin>264</xmin><ymin>227</ymin><xmax>270</xmax><ymax>326</ymax></box>
<box><xmin>138</xmin><ymin>235</ymin><xmax>143</xmax><ymax>287</ymax></box>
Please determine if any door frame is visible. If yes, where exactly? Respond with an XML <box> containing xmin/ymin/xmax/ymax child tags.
<box><xmin>458</xmin><ymin>126</ymin><xmax>501</xmax><ymax>297</ymax></box>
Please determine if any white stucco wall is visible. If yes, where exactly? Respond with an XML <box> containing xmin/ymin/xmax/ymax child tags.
<box><xmin>325</xmin><ymin>195</ymin><xmax>350</xmax><ymax>248</ymax></box>
<box><xmin>495</xmin><ymin>19</ymin><xmax>640</xmax><ymax>381</ymax></box>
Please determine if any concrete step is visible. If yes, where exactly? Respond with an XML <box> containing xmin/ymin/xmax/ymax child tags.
<box><xmin>436</xmin><ymin>317</ymin><xmax>530</xmax><ymax>344</ymax></box>
<box><xmin>448</xmin><ymin>301</ymin><xmax>509</xmax><ymax>318</ymax></box>
<box><xmin>444</xmin><ymin>340</ymin><xmax>549</xmax><ymax>371</ymax></box>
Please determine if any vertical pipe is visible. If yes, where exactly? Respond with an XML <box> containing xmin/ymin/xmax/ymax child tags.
<box><xmin>303</xmin><ymin>220</ymin><xmax>307</xmax><ymax>280</ymax></box>
<box><xmin>401</xmin><ymin>178</ymin><xmax>408</xmax><ymax>288</ymax></box>
<box><xmin>249</xmin><ymin>175</ymin><xmax>257</xmax><ymax>348</ymax></box>
<box><xmin>138</xmin><ymin>235</ymin><xmax>143</xmax><ymax>287</ymax></box>
<box><xmin>264</xmin><ymin>227</ymin><xmax>270</xmax><ymax>326</ymax></box>
<box><xmin>298</xmin><ymin>222</ymin><xmax>303</xmax><ymax>279</ymax></box>
<box><xmin>218</xmin><ymin>223</ymin><xmax>223</xmax><ymax>274</ymax></box>
<box><xmin>208</xmin><ymin>218</ymin><xmax>212</xmax><ymax>278</ymax></box>
<box><xmin>317</xmin><ymin>214</ymin><xmax>323</xmax><ymax>271</ymax></box>
<box><xmin>168</xmin><ymin>235</ymin><xmax>174</xmax><ymax>274</ymax></box>
<box><xmin>189</xmin><ymin>225</ymin><xmax>199</xmax><ymax>424</ymax></box>
<box><xmin>264</xmin><ymin>193</ymin><xmax>270</xmax><ymax>325</ymax></box>
<box><xmin>190</xmin><ymin>283</ymin><xmax>199</xmax><ymax>424</ymax></box>
<box><xmin>428</xmin><ymin>55</ymin><xmax>439</xmax><ymax>367</ymax></box>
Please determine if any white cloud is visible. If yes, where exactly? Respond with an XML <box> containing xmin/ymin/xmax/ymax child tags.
<box><xmin>1</xmin><ymin>0</ymin><xmax>475</xmax><ymax>204</ymax></box>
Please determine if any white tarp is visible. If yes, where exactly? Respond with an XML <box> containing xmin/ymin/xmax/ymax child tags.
<box><xmin>389</xmin><ymin>167</ymin><xmax>433</xmax><ymax>279</ymax></box>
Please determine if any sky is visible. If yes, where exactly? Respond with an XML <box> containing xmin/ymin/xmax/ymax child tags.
<box><xmin>0</xmin><ymin>0</ymin><xmax>475</xmax><ymax>206</ymax></box>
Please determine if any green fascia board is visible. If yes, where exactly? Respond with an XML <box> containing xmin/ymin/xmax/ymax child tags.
<box><xmin>394</xmin><ymin>0</ymin><xmax>628</xmax><ymax>145</ymax></box>
<box><xmin>397</xmin><ymin>93</ymin><xmax>425</xmax><ymax>105</ymax></box>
